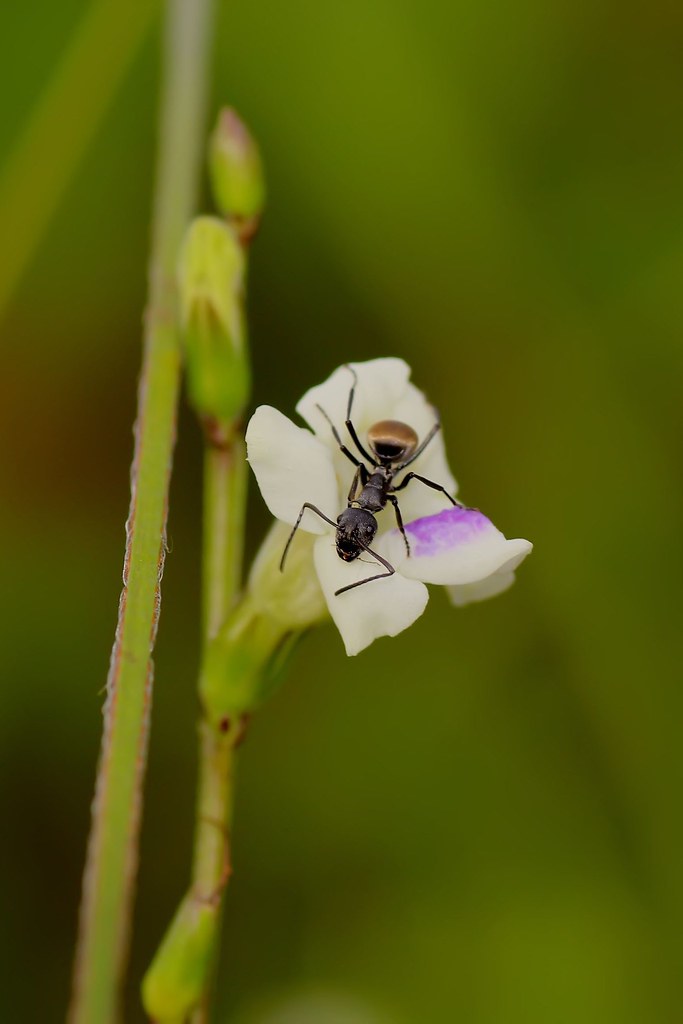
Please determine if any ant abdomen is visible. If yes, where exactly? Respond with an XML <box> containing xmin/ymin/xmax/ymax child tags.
<box><xmin>367</xmin><ymin>420</ymin><xmax>418</xmax><ymax>464</ymax></box>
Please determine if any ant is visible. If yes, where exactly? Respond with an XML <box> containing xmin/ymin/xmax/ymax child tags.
<box><xmin>281</xmin><ymin>365</ymin><xmax>463</xmax><ymax>595</ymax></box>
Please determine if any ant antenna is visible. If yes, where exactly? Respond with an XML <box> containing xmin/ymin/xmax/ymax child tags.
<box><xmin>334</xmin><ymin>544</ymin><xmax>396</xmax><ymax>596</ymax></box>
<box><xmin>280</xmin><ymin>503</ymin><xmax>337</xmax><ymax>572</ymax></box>
<box><xmin>343</xmin><ymin>364</ymin><xmax>377</xmax><ymax>465</ymax></box>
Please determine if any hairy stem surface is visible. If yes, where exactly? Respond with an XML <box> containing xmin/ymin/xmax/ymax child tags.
<box><xmin>69</xmin><ymin>2</ymin><xmax>214</xmax><ymax>1021</ymax></box>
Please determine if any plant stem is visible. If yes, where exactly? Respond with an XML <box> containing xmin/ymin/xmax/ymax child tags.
<box><xmin>194</xmin><ymin>435</ymin><xmax>248</xmax><ymax>915</ymax></box>
<box><xmin>68</xmin><ymin>2</ymin><xmax>214</xmax><ymax>1022</ymax></box>
<box><xmin>203</xmin><ymin>436</ymin><xmax>248</xmax><ymax>642</ymax></box>
<box><xmin>187</xmin><ymin>726</ymin><xmax>236</xmax><ymax>1024</ymax></box>
<box><xmin>188</xmin><ymin>434</ymin><xmax>248</xmax><ymax>1024</ymax></box>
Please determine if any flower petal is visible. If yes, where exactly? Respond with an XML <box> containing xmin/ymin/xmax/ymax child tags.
<box><xmin>447</xmin><ymin>571</ymin><xmax>518</xmax><ymax>607</ymax></box>
<box><xmin>314</xmin><ymin>535</ymin><xmax>429</xmax><ymax>656</ymax></box>
<box><xmin>381</xmin><ymin>506</ymin><xmax>533</xmax><ymax>585</ymax></box>
<box><xmin>296</xmin><ymin>358</ymin><xmax>411</xmax><ymax>444</ymax></box>
<box><xmin>246</xmin><ymin>405</ymin><xmax>339</xmax><ymax>532</ymax></box>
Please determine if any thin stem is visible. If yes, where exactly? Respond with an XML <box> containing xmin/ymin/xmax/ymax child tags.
<box><xmin>68</xmin><ymin>2</ymin><xmax>214</xmax><ymax>1022</ymax></box>
<box><xmin>187</xmin><ymin>728</ymin><xmax>236</xmax><ymax>1024</ymax></box>
<box><xmin>202</xmin><ymin>436</ymin><xmax>248</xmax><ymax>643</ymax></box>
<box><xmin>188</xmin><ymin>435</ymin><xmax>248</xmax><ymax>1024</ymax></box>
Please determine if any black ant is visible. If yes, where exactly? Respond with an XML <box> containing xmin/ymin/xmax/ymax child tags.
<box><xmin>281</xmin><ymin>365</ymin><xmax>462</xmax><ymax>595</ymax></box>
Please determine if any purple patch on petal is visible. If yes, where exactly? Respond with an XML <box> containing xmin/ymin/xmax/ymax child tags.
<box><xmin>404</xmin><ymin>506</ymin><xmax>492</xmax><ymax>557</ymax></box>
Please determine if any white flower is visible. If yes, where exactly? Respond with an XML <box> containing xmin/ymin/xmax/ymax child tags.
<box><xmin>246</xmin><ymin>358</ymin><xmax>532</xmax><ymax>656</ymax></box>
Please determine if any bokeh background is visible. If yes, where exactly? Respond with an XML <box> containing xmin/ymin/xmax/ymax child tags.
<box><xmin>2</xmin><ymin>1</ymin><xmax>682</xmax><ymax>1021</ymax></box>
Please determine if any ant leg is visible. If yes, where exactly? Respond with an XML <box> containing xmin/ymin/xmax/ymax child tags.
<box><xmin>334</xmin><ymin>545</ymin><xmax>396</xmax><ymax>596</ymax></box>
<box><xmin>347</xmin><ymin>467</ymin><xmax>360</xmax><ymax>502</ymax></box>
<box><xmin>390</xmin><ymin>472</ymin><xmax>465</xmax><ymax>508</ymax></box>
<box><xmin>344</xmin><ymin>364</ymin><xmax>359</xmax><ymax>420</ymax></box>
<box><xmin>347</xmin><ymin>464</ymin><xmax>369</xmax><ymax>502</ymax></box>
<box><xmin>397</xmin><ymin>419</ymin><xmax>441</xmax><ymax>470</ymax></box>
<box><xmin>345</xmin><ymin>417</ymin><xmax>377</xmax><ymax>466</ymax></box>
<box><xmin>342</xmin><ymin>364</ymin><xmax>378</xmax><ymax>465</ymax></box>
<box><xmin>387</xmin><ymin>493</ymin><xmax>410</xmax><ymax>556</ymax></box>
<box><xmin>280</xmin><ymin>503</ymin><xmax>337</xmax><ymax>572</ymax></box>
<box><xmin>315</xmin><ymin>403</ymin><xmax>367</xmax><ymax>469</ymax></box>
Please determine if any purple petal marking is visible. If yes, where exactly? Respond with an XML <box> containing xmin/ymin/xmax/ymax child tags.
<box><xmin>404</xmin><ymin>506</ymin><xmax>491</xmax><ymax>557</ymax></box>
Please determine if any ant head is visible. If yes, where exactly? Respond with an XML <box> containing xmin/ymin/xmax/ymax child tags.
<box><xmin>367</xmin><ymin>420</ymin><xmax>418</xmax><ymax>464</ymax></box>
<box><xmin>336</xmin><ymin>535</ymin><xmax>361</xmax><ymax>561</ymax></box>
<box><xmin>336</xmin><ymin>508</ymin><xmax>377</xmax><ymax>561</ymax></box>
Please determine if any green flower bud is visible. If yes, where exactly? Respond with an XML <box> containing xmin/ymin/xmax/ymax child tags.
<box><xmin>200</xmin><ymin>599</ymin><xmax>287</xmax><ymax>728</ymax></box>
<box><xmin>178</xmin><ymin>215</ymin><xmax>249</xmax><ymax>428</ymax></box>
<box><xmin>141</xmin><ymin>891</ymin><xmax>217</xmax><ymax>1023</ymax></box>
<box><xmin>199</xmin><ymin>526</ymin><xmax>328</xmax><ymax>729</ymax></box>
<box><xmin>209</xmin><ymin>107</ymin><xmax>265</xmax><ymax>234</ymax></box>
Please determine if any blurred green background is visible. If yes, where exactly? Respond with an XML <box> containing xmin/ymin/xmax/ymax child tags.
<box><xmin>1</xmin><ymin>1</ymin><xmax>682</xmax><ymax>1021</ymax></box>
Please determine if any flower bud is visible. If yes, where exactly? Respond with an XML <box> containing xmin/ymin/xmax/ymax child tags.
<box><xmin>209</xmin><ymin>107</ymin><xmax>265</xmax><ymax>234</ymax></box>
<box><xmin>178</xmin><ymin>215</ymin><xmax>249</xmax><ymax>427</ymax></box>
<box><xmin>200</xmin><ymin>598</ymin><xmax>285</xmax><ymax>728</ymax></box>
<box><xmin>141</xmin><ymin>890</ymin><xmax>216</xmax><ymax>1022</ymax></box>
<box><xmin>249</xmin><ymin>521</ymin><xmax>328</xmax><ymax>630</ymax></box>
<box><xmin>199</xmin><ymin>526</ymin><xmax>328</xmax><ymax>729</ymax></box>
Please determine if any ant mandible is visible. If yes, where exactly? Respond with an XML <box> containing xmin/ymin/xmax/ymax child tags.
<box><xmin>281</xmin><ymin>365</ymin><xmax>462</xmax><ymax>595</ymax></box>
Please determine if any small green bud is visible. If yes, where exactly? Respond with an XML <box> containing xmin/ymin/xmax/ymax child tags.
<box><xmin>199</xmin><ymin>597</ymin><xmax>287</xmax><ymax>728</ymax></box>
<box><xmin>199</xmin><ymin>526</ymin><xmax>329</xmax><ymax>728</ymax></box>
<box><xmin>141</xmin><ymin>891</ymin><xmax>217</xmax><ymax>1023</ymax></box>
<box><xmin>178</xmin><ymin>215</ymin><xmax>249</xmax><ymax>427</ymax></box>
<box><xmin>209</xmin><ymin>107</ymin><xmax>265</xmax><ymax>233</ymax></box>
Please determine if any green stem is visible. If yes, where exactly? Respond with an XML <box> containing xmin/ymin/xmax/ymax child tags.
<box><xmin>191</xmin><ymin>435</ymin><xmax>247</xmax><ymax>1024</ymax></box>
<box><xmin>142</xmin><ymin>440</ymin><xmax>253</xmax><ymax>1024</ymax></box>
<box><xmin>186</xmin><ymin>735</ymin><xmax>235</xmax><ymax>1024</ymax></box>
<box><xmin>142</xmin><ymin>594</ymin><xmax>300</xmax><ymax>1020</ymax></box>
<box><xmin>202</xmin><ymin>436</ymin><xmax>248</xmax><ymax>642</ymax></box>
<box><xmin>68</xmin><ymin>2</ymin><xmax>214</xmax><ymax>1022</ymax></box>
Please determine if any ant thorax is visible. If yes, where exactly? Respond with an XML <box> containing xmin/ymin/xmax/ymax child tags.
<box><xmin>353</xmin><ymin>467</ymin><xmax>390</xmax><ymax>512</ymax></box>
